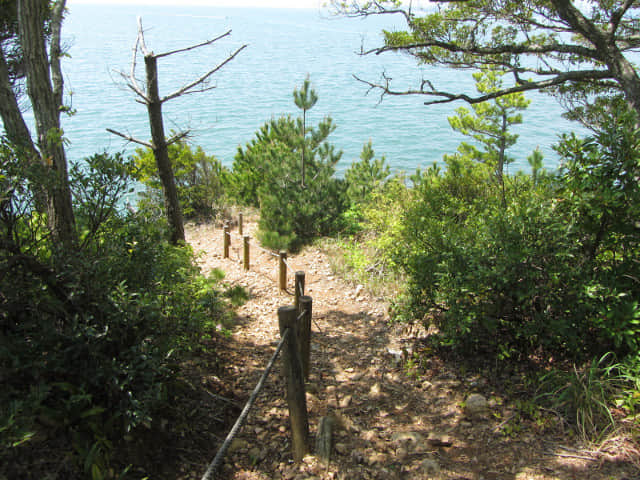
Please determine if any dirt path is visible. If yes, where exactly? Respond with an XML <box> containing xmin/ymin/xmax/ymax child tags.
<box><xmin>185</xmin><ymin>219</ymin><xmax>637</xmax><ymax>480</ymax></box>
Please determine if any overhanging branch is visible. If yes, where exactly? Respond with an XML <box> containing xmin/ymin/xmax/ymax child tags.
<box><xmin>354</xmin><ymin>69</ymin><xmax>614</xmax><ymax>106</ymax></box>
<box><xmin>366</xmin><ymin>38</ymin><xmax>599</xmax><ymax>61</ymax></box>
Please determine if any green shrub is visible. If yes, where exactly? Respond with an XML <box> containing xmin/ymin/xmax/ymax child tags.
<box><xmin>134</xmin><ymin>140</ymin><xmax>228</xmax><ymax>220</ymax></box>
<box><xmin>1</xmin><ymin>147</ymin><xmax>228</xmax><ymax>478</ymax></box>
<box><xmin>391</xmin><ymin>107</ymin><xmax>640</xmax><ymax>363</ymax></box>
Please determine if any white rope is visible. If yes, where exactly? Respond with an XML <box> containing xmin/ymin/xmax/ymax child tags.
<box><xmin>201</xmin><ymin>328</ymin><xmax>290</xmax><ymax>480</ymax></box>
<box><xmin>255</xmin><ymin>244</ymin><xmax>280</xmax><ymax>258</ymax></box>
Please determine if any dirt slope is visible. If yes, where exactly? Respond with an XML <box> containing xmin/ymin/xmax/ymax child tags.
<box><xmin>185</xmin><ymin>219</ymin><xmax>637</xmax><ymax>480</ymax></box>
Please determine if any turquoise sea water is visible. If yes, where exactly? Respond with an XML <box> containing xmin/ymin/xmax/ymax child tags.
<box><xmin>57</xmin><ymin>4</ymin><xmax>584</xmax><ymax>174</ymax></box>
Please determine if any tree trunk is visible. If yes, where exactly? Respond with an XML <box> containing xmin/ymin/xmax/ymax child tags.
<box><xmin>18</xmin><ymin>0</ymin><xmax>76</xmax><ymax>247</ymax></box>
<box><xmin>550</xmin><ymin>0</ymin><xmax>640</xmax><ymax>118</ymax></box>
<box><xmin>0</xmin><ymin>50</ymin><xmax>38</xmax><ymax>157</ymax></box>
<box><xmin>144</xmin><ymin>54</ymin><xmax>185</xmax><ymax>244</ymax></box>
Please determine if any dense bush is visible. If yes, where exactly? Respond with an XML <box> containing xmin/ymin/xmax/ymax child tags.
<box><xmin>1</xmin><ymin>146</ymin><xmax>228</xmax><ymax>478</ymax></box>
<box><xmin>392</xmin><ymin>108</ymin><xmax>640</xmax><ymax>362</ymax></box>
<box><xmin>134</xmin><ymin>140</ymin><xmax>228</xmax><ymax>220</ymax></box>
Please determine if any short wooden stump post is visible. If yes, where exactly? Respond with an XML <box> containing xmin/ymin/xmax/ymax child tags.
<box><xmin>243</xmin><ymin>235</ymin><xmax>250</xmax><ymax>271</ymax></box>
<box><xmin>279</xmin><ymin>250</ymin><xmax>287</xmax><ymax>291</ymax></box>
<box><xmin>294</xmin><ymin>271</ymin><xmax>305</xmax><ymax>309</ymax></box>
<box><xmin>298</xmin><ymin>295</ymin><xmax>312</xmax><ymax>381</ymax></box>
<box><xmin>223</xmin><ymin>221</ymin><xmax>230</xmax><ymax>259</ymax></box>
<box><xmin>238</xmin><ymin>212</ymin><xmax>244</xmax><ymax>236</ymax></box>
<box><xmin>278</xmin><ymin>306</ymin><xmax>309</xmax><ymax>462</ymax></box>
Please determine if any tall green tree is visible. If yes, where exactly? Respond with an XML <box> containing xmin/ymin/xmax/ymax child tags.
<box><xmin>446</xmin><ymin>69</ymin><xmax>530</xmax><ymax>204</ymax></box>
<box><xmin>293</xmin><ymin>76</ymin><xmax>318</xmax><ymax>187</ymax></box>
<box><xmin>332</xmin><ymin>0</ymin><xmax>640</xmax><ymax>123</ymax></box>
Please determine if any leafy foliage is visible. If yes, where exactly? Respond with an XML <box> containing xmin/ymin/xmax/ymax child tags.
<box><xmin>390</xmin><ymin>106</ymin><xmax>640</xmax><ymax>362</ymax></box>
<box><xmin>134</xmin><ymin>140</ymin><xmax>228</xmax><ymax>220</ymax></box>
<box><xmin>333</xmin><ymin>0</ymin><xmax>640</xmax><ymax>121</ymax></box>
<box><xmin>0</xmin><ymin>146</ymin><xmax>229</xmax><ymax>478</ymax></box>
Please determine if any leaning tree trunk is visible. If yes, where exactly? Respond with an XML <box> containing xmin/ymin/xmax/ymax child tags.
<box><xmin>144</xmin><ymin>54</ymin><xmax>185</xmax><ymax>245</ymax></box>
<box><xmin>0</xmin><ymin>51</ymin><xmax>38</xmax><ymax>157</ymax></box>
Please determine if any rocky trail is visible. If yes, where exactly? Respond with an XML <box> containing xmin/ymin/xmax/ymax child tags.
<box><xmin>184</xmin><ymin>219</ymin><xmax>637</xmax><ymax>480</ymax></box>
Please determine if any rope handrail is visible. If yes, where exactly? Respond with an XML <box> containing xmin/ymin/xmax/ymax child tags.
<box><xmin>201</xmin><ymin>328</ymin><xmax>290</xmax><ymax>480</ymax></box>
<box><xmin>255</xmin><ymin>244</ymin><xmax>280</xmax><ymax>258</ymax></box>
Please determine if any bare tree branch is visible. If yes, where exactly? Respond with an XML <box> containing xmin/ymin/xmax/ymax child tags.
<box><xmin>155</xmin><ymin>30</ymin><xmax>232</xmax><ymax>59</ymax></box>
<box><xmin>610</xmin><ymin>0</ymin><xmax>635</xmax><ymax>35</ymax></box>
<box><xmin>354</xmin><ymin>69</ymin><xmax>614</xmax><ymax>106</ymax></box>
<box><xmin>128</xmin><ymin>29</ymin><xmax>149</xmax><ymax>103</ymax></box>
<box><xmin>137</xmin><ymin>16</ymin><xmax>150</xmax><ymax>56</ymax></box>
<box><xmin>106</xmin><ymin>128</ymin><xmax>153</xmax><ymax>148</ymax></box>
<box><xmin>166</xmin><ymin>130</ymin><xmax>191</xmax><ymax>146</ymax></box>
<box><xmin>161</xmin><ymin>44</ymin><xmax>247</xmax><ymax>103</ymax></box>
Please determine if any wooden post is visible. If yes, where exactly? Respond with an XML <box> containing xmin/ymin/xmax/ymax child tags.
<box><xmin>243</xmin><ymin>235</ymin><xmax>250</xmax><ymax>271</ymax></box>
<box><xmin>298</xmin><ymin>295</ymin><xmax>312</xmax><ymax>381</ymax></box>
<box><xmin>279</xmin><ymin>250</ymin><xmax>287</xmax><ymax>291</ymax></box>
<box><xmin>238</xmin><ymin>212</ymin><xmax>243</xmax><ymax>236</ymax></box>
<box><xmin>223</xmin><ymin>221</ymin><xmax>230</xmax><ymax>259</ymax></box>
<box><xmin>316</xmin><ymin>416</ymin><xmax>334</xmax><ymax>464</ymax></box>
<box><xmin>278</xmin><ymin>306</ymin><xmax>309</xmax><ymax>462</ymax></box>
<box><xmin>294</xmin><ymin>271</ymin><xmax>305</xmax><ymax>309</ymax></box>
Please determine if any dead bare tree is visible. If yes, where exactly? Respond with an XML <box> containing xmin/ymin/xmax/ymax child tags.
<box><xmin>108</xmin><ymin>17</ymin><xmax>246</xmax><ymax>245</ymax></box>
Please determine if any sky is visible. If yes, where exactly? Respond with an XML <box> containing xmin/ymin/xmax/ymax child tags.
<box><xmin>67</xmin><ymin>0</ymin><xmax>324</xmax><ymax>7</ymax></box>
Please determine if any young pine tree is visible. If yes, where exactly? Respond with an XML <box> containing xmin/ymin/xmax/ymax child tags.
<box><xmin>344</xmin><ymin>140</ymin><xmax>390</xmax><ymax>206</ymax></box>
<box><xmin>447</xmin><ymin>68</ymin><xmax>530</xmax><ymax>204</ymax></box>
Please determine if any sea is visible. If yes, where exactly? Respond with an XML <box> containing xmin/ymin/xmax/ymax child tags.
<box><xmin>56</xmin><ymin>4</ymin><xmax>585</xmax><ymax>175</ymax></box>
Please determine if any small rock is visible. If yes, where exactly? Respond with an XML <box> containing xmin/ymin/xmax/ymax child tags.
<box><xmin>248</xmin><ymin>447</ymin><xmax>262</xmax><ymax>461</ymax></box>
<box><xmin>351</xmin><ymin>450</ymin><xmax>365</xmax><ymax>464</ymax></box>
<box><xmin>369</xmin><ymin>383</ymin><xmax>382</xmax><ymax>398</ymax></box>
<box><xmin>354</xmin><ymin>284</ymin><xmax>364</xmax><ymax>297</ymax></box>
<box><xmin>365</xmin><ymin>451</ymin><xmax>387</xmax><ymax>465</ymax></box>
<box><xmin>302</xmin><ymin>454</ymin><xmax>316</xmax><ymax>464</ymax></box>
<box><xmin>361</xmin><ymin>429</ymin><xmax>379</xmax><ymax>442</ymax></box>
<box><xmin>465</xmin><ymin>393</ymin><xmax>489</xmax><ymax>418</ymax></box>
<box><xmin>334</xmin><ymin>443</ymin><xmax>349</xmax><ymax>455</ymax></box>
<box><xmin>420</xmin><ymin>456</ymin><xmax>441</xmax><ymax>475</ymax></box>
<box><xmin>396</xmin><ymin>447</ymin><xmax>408</xmax><ymax>460</ymax></box>
<box><xmin>229</xmin><ymin>438</ymin><xmax>249</xmax><ymax>453</ymax></box>
<box><xmin>391</xmin><ymin>431</ymin><xmax>425</xmax><ymax>445</ymax></box>
<box><xmin>339</xmin><ymin>395</ymin><xmax>352</xmax><ymax>408</ymax></box>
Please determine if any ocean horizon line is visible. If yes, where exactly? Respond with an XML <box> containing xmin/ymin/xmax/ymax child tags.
<box><xmin>67</xmin><ymin>0</ymin><xmax>323</xmax><ymax>9</ymax></box>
